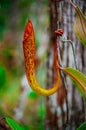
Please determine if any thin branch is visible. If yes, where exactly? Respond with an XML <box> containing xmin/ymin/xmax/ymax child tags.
<box><xmin>69</xmin><ymin>0</ymin><xmax>76</xmax><ymax>9</ymax></box>
<box><xmin>61</xmin><ymin>39</ymin><xmax>78</xmax><ymax>69</ymax></box>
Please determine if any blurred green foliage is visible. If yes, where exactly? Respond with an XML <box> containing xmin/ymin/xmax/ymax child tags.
<box><xmin>5</xmin><ymin>116</ymin><xmax>44</xmax><ymax>130</ymax></box>
<box><xmin>0</xmin><ymin>0</ymin><xmax>12</xmax><ymax>39</ymax></box>
<box><xmin>0</xmin><ymin>0</ymin><xmax>49</xmax><ymax>127</ymax></box>
<box><xmin>6</xmin><ymin>117</ymin><xmax>29</xmax><ymax>130</ymax></box>
<box><xmin>3</xmin><ymin>48</ymin><xmax>12</xmax><ymax>57</ymax></box>
<box><xmin>39</xmin><ymin>105</ymin><xmax>46</xmax><ymax>120</ymax></box>
<box><xmin>0</xmin><ymin>0</ymin><xmax>35</xmax><ymax>39</ymax></box>
<box><xmin>0</xmin><ymin>0</ymin><xmax>49</xmax><ymax>40</ymax></box>
<box><xmin>18</xmin><ymin>0</ymin><xmax>35</xmax><ymax>8</ymax></box>
<box><xmin>0</xmin><ymin>65</ymin><xmax>6</xmax><ymax>87</ymax></box>
<box><xmin>28</xmin><ymin>91</ymin><xmax>39</xmax><ymax>99</ymax></box>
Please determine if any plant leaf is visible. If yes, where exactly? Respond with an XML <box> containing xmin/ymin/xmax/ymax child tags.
<box><xmin>5</xmin><ymin>117</ymin><xmax>29</xmax><ymax>130</ymax></box>
<box><xmin>70</xmin><ymin>77</ymin><xmax>86</xmax><ymax>101</ymax></box>
<box><xmin>74</xmin><ymin>6</ymin><xmax>86</xmax><ymax>46</ymax></box>
<box><xmin>62</xmin><ymin>67</ymin><xmax>86</xmax><ymax>99</ymax></box>
<box><xmin>77</xmin><ymin>121</ymin><xmax>86</xmax><ymax>130</ymax></box>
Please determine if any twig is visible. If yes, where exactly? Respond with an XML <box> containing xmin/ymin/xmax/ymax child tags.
<box><xmin>56</xmin><ymin>37</ymin><xmax>69</xmax><ymax>125</ymax></box>
<box><xmin>69</xmin><ymin>0</ymin><xmax>76</xmax><ymax>9</ymax></box>
<box><xmin>61</xmin><ymin>39</ymin><xmax>78</xmax><ymax>69</ymax></box>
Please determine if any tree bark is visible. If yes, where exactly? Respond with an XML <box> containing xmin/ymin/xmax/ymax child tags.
<box><xmin>46</xmin><ymin>0</ymin><xmax>86</xmax><ymax>129</ymax></box>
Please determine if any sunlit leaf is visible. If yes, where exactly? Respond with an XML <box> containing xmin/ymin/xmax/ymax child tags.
<box><xmin>74</xmin><ymin>6</ymin><xmax>86</xmax><ymax>46</ymax></box>
<box><xmin>5</xmin><ymin>117</ymin><xmax>28</xmax><ymax>130</ymax></box>
<box><xmin>77</xmin><ymin>121</ymin><xmax>86</xmax><ymax>130</ymax></box>
<box><xmin>62</xmin><ymin>67</ymin><xmax>86</xmax><ymax>99</ymax></box>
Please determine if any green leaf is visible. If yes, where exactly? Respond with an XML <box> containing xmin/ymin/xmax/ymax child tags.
<box><xmin>5</xmin><ymin>117</ymin><xmax>29</xmax><ymax>130</ymax></box>
<box><xmin>77</xmin><ymin>121</ymin><xmax>86</xmax><ymax>130</ymax></box>
<box><xmin>71</xmin><ymin>77</ymin><xmax>85</xmax><ymax>98</ymax></box>
<box><xmin>62</xmin><ymin>67</ymin><xmax>86</xmax><ymax>99</ymax></box>
<box><xmin>5</xmin><ymin>117</ymin><xmax>42</xmax><ymax>130</ymax></box>
<box><xmin>74</xmin><ymin>6</ymin><xmax>86</xmax><ymax>46</ymax></box>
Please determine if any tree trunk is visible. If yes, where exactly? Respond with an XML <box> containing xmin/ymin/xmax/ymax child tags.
<box><xmin>45</xmin><ymin>0</ymin><xmax>86</xmax><ymax>130</ymax></box>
